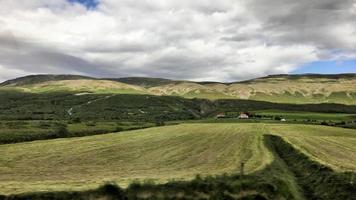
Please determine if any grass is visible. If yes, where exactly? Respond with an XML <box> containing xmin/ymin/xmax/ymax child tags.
<box><xmin>267</xmin><ymin>124</ymin><xmax>356</xmax><ymax>171</ymax></box>
<box><xmin>0</xmin><ymin>123</ymin><xmax>355</xmax><ymax>196</ymax></box>
<box><xmin>2</xmin><ymin>90</ymin><xmax>356</xmax><ymax>123</ymax></box>
<box><xmin>0</xmin><ymin>123</ymin><xmax>273</xmax><ymax>195</ymax></box>
<box><xmin>0</xmin><ymin>91</ymin><xmax>206</xmax><ymax>121</ymax></box>
<box><xmin>267</xmin><ymin>135</ymin><xmax>356</xmax><ymax>200</ymax></box>
<box><xmin>255</xmin><ymin>110</ymin><xmax>356</xmax><ymax>121</ymax></box>
<box><xmin>0</xmin><ymin>120</ymin><xmax>154</xmax><ymax>144</ymax></box>
<box><xmin>168</xmin><ymin>110</ymin><xmax>356</xmax><ymax>127</ymax></box>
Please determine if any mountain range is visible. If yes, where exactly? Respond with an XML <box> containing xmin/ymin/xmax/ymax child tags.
<box><xmin>1</xmin><ymin>73</ymin><xmax>356</xmax><ymax>104</ymax></box>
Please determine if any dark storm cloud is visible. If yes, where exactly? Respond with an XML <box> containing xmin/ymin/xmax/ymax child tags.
<box><xmin>0</xmin><ymin>33</ymin><xmax>114</xmax><ymax>77</ymax></box>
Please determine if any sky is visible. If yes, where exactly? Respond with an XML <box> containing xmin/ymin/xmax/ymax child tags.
<box><xmin>295</xmin><ymin>60</ymin><xmax>356</xmax><ymax>74</ymax></box>
<box><xmin>0</xmin><ymin>0</ymin><xmax>356</xmax><ymax>82</ymax></box>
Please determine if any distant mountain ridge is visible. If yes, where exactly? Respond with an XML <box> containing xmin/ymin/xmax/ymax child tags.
<box><xmin>107</xmin><ymin>77</ymin><xmax>182</xmax><ymax>88</ymax></box>
<box><xmin>2</xmin><ymin>73</ymin><xmax>356</xmax><ymax>86</ymax></box>
<box><xmin>0</xmin><ymin>74</ymin><xmax>95</xmax><ymax>86</ymax></box>
<box><xmin>1</xmin><ymin>73</ymin><xmax>356</xmax><ymax>104</ymax></box>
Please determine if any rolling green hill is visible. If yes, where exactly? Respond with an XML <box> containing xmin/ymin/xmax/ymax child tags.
<box><xmin>1</xmin><ymin>74</ymin><xmax>355</xmax><ymax>199</ymax></box>
<box><xmin>2</xmin><ymin>73</ymin><xmax>356</xmax><ymax>104</ymax></box>
<box><xmin>148</xmin><ymin>74</ymin><xmax>356</xmax><ymax>104</ymax></box>
<box><xmin>0</xmin><ymin>74</ymin><xmax>94</xmax><ymax>87</ymax></box>
<box><xmin>2</xmin><ymin>79</ymin><xmax>149</xmax><ymax>94</ymax></box>
<box><xmin>1</xmin><ymin>90</ymin><xmax>356</xmax><ymax>122</ymax></box>
<box><xmin>108</xmin><ymin>77</ymin><xmax>182</xmax><ymax>88</ymax></box>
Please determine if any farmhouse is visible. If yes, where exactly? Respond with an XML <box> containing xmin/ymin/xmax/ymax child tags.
<box><xmin>238</xmin><ymin>113</ymin><xmax>249</xmax><ymax>119</ymax></box>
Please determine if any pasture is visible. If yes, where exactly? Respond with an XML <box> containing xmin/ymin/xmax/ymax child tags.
<box><xmin>0</xmin><ymin>120</ymin><xmax>154</xmax><ymax>144</ymax></box>
<box><xmin>0</xmin><ymin>123</ymin><xmax>272</xmax><ymax>195</ymax></box>
<box><xmin>267</xmin><ymin>124</ymin><xmax>356</xmax><ymax>171</ymax></box>
<box><xmin>0</xmin><ymin>123</ymin><xmax>355</xmax><ymax>196</ymax></box>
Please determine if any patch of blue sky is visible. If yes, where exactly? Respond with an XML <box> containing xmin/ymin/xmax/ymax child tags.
<box><xmin>68</xmin><ymin>0</ymin><xmax>99</xmax><ymax>9</ymax></box>
<box><xmin>294</xmin><ymin>59</ymin><xmax>356</xmax><ymax>74</ymax></box>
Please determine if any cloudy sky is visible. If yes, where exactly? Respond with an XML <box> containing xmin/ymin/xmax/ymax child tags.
<box><xmin>0</xmin><ymin>0</ymin><xmax>356</xmax><ymax>82</ymax></box>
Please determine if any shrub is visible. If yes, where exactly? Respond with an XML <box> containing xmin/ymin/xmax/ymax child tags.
<box><xmin>85</xmin><ymin>121</ymin><xmax>96</xmax><ymax>126</ymax></box>
<box><xmin>155</xmin><ymin>118</ymin><xmax>165</xmax><ymax>126</ymax></box>
<box><xmin>274</xmin><ymin>116</ymin><xmax>282</xmax><ymax>121</ymax></box>
<box><xmin>98</xmin><ymin>183</ymin><xmax>126</xmax><ymax>200</ymax></box>
<box><xmin>53</xmin><ymin>123</ymin><xmax>69</xmax><ymax>138</ymax></box>
<box><xmin>321</xmin><ymin>121</ymin><xmax>329</xmax><ymax>126</ymax></box>
<box><xmin>38</xmin><ymin>121</ymin><xmax>52</xmax><ymax>128</ymax></box>
<box><xmin>71</xmin><ymin>117</ymin><xmax>81</xmax><ymax>123</ymax></box>
<box><xmin>115</xmin><ymin>127</ymin><xmax>124</xmax><ymax>132</ymax></box>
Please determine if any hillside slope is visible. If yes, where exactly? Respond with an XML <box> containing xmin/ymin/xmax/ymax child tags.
<box><xmin>225</xmin><ymin>74</ymin><xmax>356</xmax><ymax>104</ymax></box>
<box><xmin>2</xmin><ymin>79</ymin><xmax>148</xmax><ymax>94</ymax></box>
<box><xmin>108</xmin><ymin>77</ymin><xmax>182</xmax><ymax>88</ymax></box>
<box><xmin>0</xmin><ymin>74</ymin><xmax>94</xmax><ymax>86</ymax></box>
<box><xmin>2</xmin><ymin>74</ymin><xmax>356</xmax><ymax>104</ymax></box>
<box><xmin>148</xmin><ymin>74</ymin><xmax>356</xmax><ymax>104</ymax></box>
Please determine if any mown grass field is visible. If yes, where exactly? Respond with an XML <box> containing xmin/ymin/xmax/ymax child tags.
<box><xmin>0</xmin><ymin>124</ymin><xmax>273</xmax><ymax>195</ymax></box>
<box><xmin>0</xmin><ymin>123</ymin><xmax>355</xmax><ymax>195</ymax></box>
<box><xmin>268</xmin><ymin>124</ymin><xmax>356</xmax><ymax>171</ymax></box>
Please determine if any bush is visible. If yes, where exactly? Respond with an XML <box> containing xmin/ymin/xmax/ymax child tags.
<box><xmin>71</xmin><ymin>117</ymin><xmax>81</xmax><ymax>123</ymax></box>
<box><xmin>85</xmin><ymin>121</ymin><xmax>96</xmax><ymax>126</ymax></box>
<box><xmin>38</xmin><ymin>121</ymin><xmax>52</xmax><ymax>128</ymax></box>
<box><xmin>53</xmin><ymin>123</ymin><xmax>69</xmax><ymax>138</ymax></box>
<box><xmin>115</xmin><ymin>127</ymin><xmax>124</xmax><ymax>132</ymax></box>
<box><xmin>274</xmin><ymin>116</ymin><xmax>282</xmax><ymax>121</ymax></box>
<box><xmin>5</xmin><ymin>121</ymin><xmax>26</xmax><ymax>129</ymax></box>
<box><xmin>98</xmin><ymin>183</ymin><xmax>126</xmax><ymax>200</ymax></box>
<box><xmin>155</xmin><ymin>117</ymin><xmax>165</xmax><ymax>126</ymax></box>
<box><xmin>321</xmin><ymin>121</ymin><xmax>329</xmax><ymax>126</ymax></box>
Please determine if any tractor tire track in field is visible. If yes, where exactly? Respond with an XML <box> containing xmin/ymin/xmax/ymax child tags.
<box><xmin>266</xmin><ymin>135</ymin><xmax>356</xmax><ymax>200</ymax></box>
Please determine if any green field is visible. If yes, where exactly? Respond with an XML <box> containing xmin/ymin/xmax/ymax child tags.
<box><xmin>268</xmin><ymin>124</ymin><xmax>356</xmax><ymax>171</ymax></box>
<box><xmin>0</xmin><ymin>124</ymin><xmax>273</xmax><ymax>195</ymax></box>
<box><xmin>0</xmin><ymin>123</ymin><xmax>355</xmax><ymax>195</ymax></box>
<box><xmin>256</xmin><ymin>110</ymin><xmax>356</xmax><ymax>121</ymax></box>
<box><xmin>0</xmin><ymin>120</ymin><xmax>154</xmax><ymax>144</ymax></box>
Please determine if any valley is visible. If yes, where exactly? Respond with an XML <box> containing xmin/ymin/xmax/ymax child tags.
<box><xmin>0</xmin><ymin>74</ymin><xmax>355</xmax><ymax>199</ymax></box>
<box><xmin>2</xmin><ymin>1</ymin><xmax>356</xmax><ymax>198</ymax></box>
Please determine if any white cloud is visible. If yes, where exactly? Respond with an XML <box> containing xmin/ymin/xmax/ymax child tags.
<box><xmin>0</xmin><ymin>0</ymin><xmax>355</xmax><ymax>82</ymax></box>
